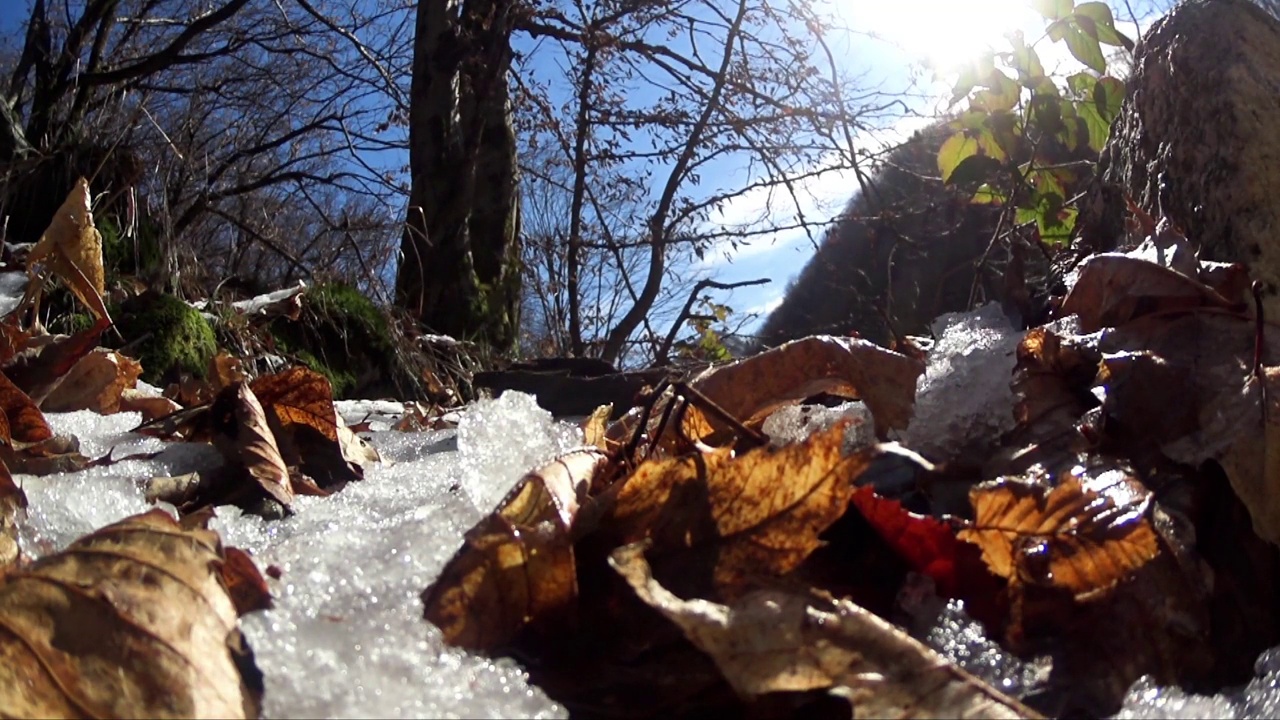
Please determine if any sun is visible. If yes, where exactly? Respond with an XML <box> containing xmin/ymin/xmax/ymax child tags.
<box><xmin>844</xmin><ymin>0</ymin><xmax>1037</xmax><ymax>74</ymax></box>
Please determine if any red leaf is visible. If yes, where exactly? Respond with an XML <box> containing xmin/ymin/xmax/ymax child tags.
<box><xmin>850</xmin><ymin>486</ymin><xmax>961</xmax><ymax>595</ymax></box>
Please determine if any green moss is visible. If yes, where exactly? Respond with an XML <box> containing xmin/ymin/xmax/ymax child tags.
<box><xmin>48</xmin><ymin>312</ymin><xmax>95</xmax><ymax>335</ymax></box>
<box><xmin>268</xmin><ymin>282</ymin><xmax>396</xmax><ymax>399</ymax></box>
<box><xmin>293</xmin><ymin>348</ymin><xmax>356</xmax><ymax>398</ymax></box>
<box><xmin>113</xmin><ymin>291</ymin><xmax>217</xmax><ymax>383</ymax></box>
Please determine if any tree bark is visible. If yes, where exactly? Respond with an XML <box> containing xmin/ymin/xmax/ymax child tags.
<box><xmin>1076</xmin><ymin>0</ymin><xmax>1280</xmax><ymax>318</ymax></box>
<box><xmin>396</xmin><ymin>0</ymin><xmax>522</xmax><ymax>351</ymax></box>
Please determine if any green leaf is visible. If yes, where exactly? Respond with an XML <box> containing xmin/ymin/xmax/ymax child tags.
<box><xmin>1067</xmin><ymin>71</ymin><xmax>1098</xmax><ymax>100</ymax></box>
<box><xmin>976</xmin><ymin>128</ymin><xmax>1010</xmax><ymax>163</ymax></box>
<box><xmin>1077</xmin><ymin>101</ymin><xmax>1112</xmax><ymax>151</ymax></box>
<box><xmin>1033</xmin><ymin>0</ymin><xmax>1074</xmax><ymax>20</ymax></box>
<box><xmin>1063</xmin><ymin>21</ymin><xmax>1107</xmax><ymax>74</ymax></box>
<box><xmin>950</xmin><ymin>53</ymin><xmax>997</xmax><ymax>106</ymax></box>
<box><xmin>938</xmin><ymin>131</ymin><xmax>980</xmax><ymax>183</ymax></box>
<box><xmin>1047</xmin><ymin>17</ymin><xmax>1070</xmax><ymax>42</ymax></box>
<box><xmin>1094</xmin><ymin>76</ymin><xmax>1126</xmax><ymax>123</ymax></box>
<box><xmin>972</xmin><ymin>69</ymin><xmax>1022</xmax><ymax>113</ymax></box>
<box><xmin>1006</xmin><ymin>34</ymin><xmax>1046</xmax><ymax>84</ymax></box>
<box><xmin>1074</xmin><ymin>2</ymin><xmax>1134</xmax><ymax>49</ymax></box>
<box><xmin>971</xmin><ymin>183</ymin><xmax>1007</xmax><ymax>205</ymax></box>
<box><xmin>1029</xmin><ymin>94</ymin><xmax>1066</xmax><ymax>138</ymax></box>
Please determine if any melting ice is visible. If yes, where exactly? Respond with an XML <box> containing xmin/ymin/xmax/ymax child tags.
<box><xmin>15</xmin><ymin>392</ymin><xmax>577</xmax><ymax>719</ymax></box>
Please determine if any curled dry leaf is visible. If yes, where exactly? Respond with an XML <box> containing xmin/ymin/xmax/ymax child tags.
<box><xmin>250</xmin><ymin>366</ymin><xmax>375</xmax><ymax>489</ymax></box>
<box><xmin>580</xmin><ymin>403</ymin><xmax>613</xmax><ymax>451</ymax></box>
<box><xmin>210</xmin><ymin>382</ymin><xmax>294</xmax><ymax>510</ymax></box>
<box><xmin>609</xmin><ymin>542</ymin><xmax>1038</xmax><ymax>719</ymax></box>
<box><xmin>605</xmin><ymin>422</ymin><xmax>867</xmax><ymax>594</ymax></box>
<box><xmin>41</xmin><ymin>349</ymin><xmax>142</xmax><ymax>414</ymax></box>
<box><xmin>1217</xmin><ymin>368</ymin><xmax>1280</xmax><ymax>545</ymax></box>
<box><xmin>958</xmin><ymin>472</ymin><xmax>1158</xmax><ymax>601</ymax></box>
<box><xmin>24</xmin><ymin>178</ymin><xmax>112</xmax><ymax>324</ymax></box>
<box><xmin>423</xmin><ymin>448</ymin><xmax>609</xmax><ymax>649</ymax></box>
<box><xmin>2</xmin><ymin>321</ymin><xmax>108</xmax><ymax>406</ymax></box>
<box><xmin>119</xmin><ymin>387</ymin><xmax>183</xmax><ymax>423</ymax></box>
<box><xmin>0</xmin><ymin>369</ymin><xmax>52</xmax><ymax>444</ymax></box>
<box><xmin>0</xmin><ymin>465</ymin><xmax>26</xmax><ymax>570</ymax></box>
<box><xmin>211</xmin><ymin>352</ymin><xmax>248</xmax><ymax>393</ymax></box>
<box><xmin>1059</xmin><ymin>254</ymin><xmax>1239</xmax><ymax>333</ymax></box>
<box><xmin>1009</xmin><ymin>327</ymin><xmax>1101</xmax><ymax>449</ymax></box>
<box><xmin>608</xmin><ymin>335</ymin><xmax>923</xmax><ymax>448</ymax></box>
<box><xmin>0</xmin><ymin>508</ymin><xmax>265</xmax><ymax>718</ymax></box>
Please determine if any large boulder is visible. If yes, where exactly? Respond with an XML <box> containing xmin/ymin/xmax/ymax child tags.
<box><xmin>760</xmin><ymin>122</ymin><xmax>1093</xmax><ymax>348</ymax></box>
<box><xmin>1076</xmin><ymin>0</ymin><xmax>1280</xmax><ymax>316</ymax></box>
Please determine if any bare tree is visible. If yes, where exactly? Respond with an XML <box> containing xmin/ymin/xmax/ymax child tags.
<box><xmin>512</xmin><ymin>0</ymin><xmax>893</xmax><ymax>364</ymax></box>
<box><xmin>1</xmin><ymin>0</ymin><xmax>412</xmax><ymax>298</ymax></box>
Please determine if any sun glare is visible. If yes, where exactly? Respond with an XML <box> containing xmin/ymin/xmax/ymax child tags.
<box><xmin>845</xmin><ymin>0</ymin><xmax>1036</xmax><ymax>74</ymax></box>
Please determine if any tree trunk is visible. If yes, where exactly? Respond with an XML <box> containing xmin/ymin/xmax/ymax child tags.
<box><xmin>396</xmin><ymin>0</ymin><xmax>522</xmax><ymax>350</ymax></box>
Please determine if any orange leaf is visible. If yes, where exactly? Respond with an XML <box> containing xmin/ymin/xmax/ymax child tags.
<box><xmin>958</xmin><ymin>473</ymin><xmax>1158</xmax><ymax>600</ymax></box>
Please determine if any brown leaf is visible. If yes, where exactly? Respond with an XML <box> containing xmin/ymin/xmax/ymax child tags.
<box><xmin>609</xmin><ymin>542</ymin><xmax>1038</xmax><ymax>719</ymax></box>
<box><xmin>41</xmin><ymin>349</ymin><xmax>142</xmax><ymax>413</ymax></box>
<box><xmin>608</xmin><ymin>336</ymin><xmax>923</xmax><ymax>448</ymax></box>
<box><xmin>219</xmin><ymin>547</ymin><xmax>274</xmax><ymax>615</ymax></box>
<box><xmin>580</xmin><ymin>403</ymin><xmax>613</xmax><ymax>451</ymax></box>
<box><xmin>1059</xmin><ymin>254</ymin><xmax>1239</xmax><ymax>333</ymax></box>
<box><xmin>605</xmin><ymin>422</ymin><xmax>866</xmax><ymax>595</ymax></box>
<box><xmin>1217</xmin><ymin>368</ymin><xmax>1280</xmax><ymax>544</ymax></box>
<box><xmin>423</xmin><ymin>449</ymin><xmax>609</xmax><ymax>649</ymax></box>
<box><xmin>0</xmin><ymin>369</ymin><xmax>52</xmax><ymax>444</ymax></box>
<box><xmin>959</xmin><ymin>473</ymin><xmax>1158</xmax><ymax>601</ymax></box>
<box><xmin>210</xmin><ymin>382</ymin><xmax>294</xmax><ymax>509</ymax></box>
<box><xmin>0</xmin><ymin>509</ymin><xmax>263</xmax><ymax>717</ymax></box>
<box><xmin>0</xmin><ymin>464</ymin><xmax>26</xmax><ymax>570</ymax></box>
<box><xmin>210</xmin><ymin>352</ymin><xmax>247</xmax><ymax>392</ymax></box>
<box><xmin>119</xmin><ymin>388</ymin><xmax>184</xmax><ymax>423</ymax></box>
<box><xmin>24</xmin><ymin>178</ymin><xmax>112</xmax><ymax>323</ymax></box>
<box><xmin>1</xmin><ymin>321</ymin><xmax>108</xmax><ymax>406</ymax></box>
<box><xmin>250</xmin><ymin>366</ymin><xmax>370</xmax><ymax>490</ymax></box>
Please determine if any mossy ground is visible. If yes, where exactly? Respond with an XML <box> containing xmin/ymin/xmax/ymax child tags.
<box><xmin>111</xmin><ymin>291</ymin><xmax>217</xmax><ymax>384</ymax></box>
<box><xmin>269</xmin><ymin>282</ymin><xmax>400</xmax><ymax>399</ymax></box>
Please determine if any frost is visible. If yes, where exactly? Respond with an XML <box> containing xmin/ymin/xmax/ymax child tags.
<box><xmin>1115</xmin><ymin>647</ymin><xmax>1280</xmax><ymax>719</ymax></box>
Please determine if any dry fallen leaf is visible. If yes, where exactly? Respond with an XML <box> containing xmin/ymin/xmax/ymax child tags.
<box><xmin>604</xmin><ymin>422</ymin><xmax>867</xmax><ymax>595</ymax></box>
<box><xmin>119</xmin><ymin>387</ymin><xmax>184</xmax><ymax>423</ymax></box>
<box><xmin>580</xmin><ymin>403</ymin><xmax>613</xmax><ymax>451</ymax></box>
<box><xmin>41</xmin><ymin>349</ymin><xmax>143</xmax><ymax>414</ymax></box>
<box><xmin>0</xmin><ymin>465</ymin><xmax>26</xmax><ymax>570</ymax></box>
<box><xmin>210</xmin><ymin>382</ymin><xmax>294</xmax><ymax>510</ymax></box>
<box><xmin>0</xmin><ymin>369</ymin><xmax>53</xmax><ymax>445</ymax></box>
<box><xmin>0</xmin><ymin>508</ymin><xmax>264</xmax><ymax>718</ymax></box>
<box><xmin>23</xmin><ymin>178</ymin><xmax>112</xmax><ymax>324</ymax></box>
<box><xmin>958</xmin><ymin>472</ymin><xmax>1158</xmax><ymax>601</ymax></box>
<box><xmin>607</xmin><ymin>336</ymin><xmax>923</xmax><ymax>449</ymax></box>
<box><xmin>1217</xmin><ymin>368</ymin><xmax>1280</xmax><ymax>545</ymax></box>
<box><xmin>1059</xmin><ymin>254</ymin><xmax>1239</xmax><ymax>333</ymax></box>
<box><xmin>1</xmin><ymin>321</ymin><xmax>108</xmax><ymax>405</ymax></box>
<box><xmin>251</xmin><ymin>366</ymin><xmax>374</xmax><ymax>490</ymax></box>
<box><xmin>610</xmin><ymin>542</ymin><xmax>1038</xmax><ymax>719</ymax></box>
<box><xmin>424</xmin><ymin>448</ymin><xmax>610</xmax><ymax>649</ymax></box>
<box><xmin>210</xmin><ymin>352</ymin><xmax>248</xmax><ymax>392</ymax></box>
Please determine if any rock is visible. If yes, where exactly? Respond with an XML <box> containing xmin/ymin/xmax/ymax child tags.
<box><xmin>760</xmin><ymin>122</ymin><xmax>1094</xmax><ymax>349</ymax></box>
<box><xmin>1076</xmin><ymin>0</ymin><xmax>1280</xmax><ymax>316</ymax></box>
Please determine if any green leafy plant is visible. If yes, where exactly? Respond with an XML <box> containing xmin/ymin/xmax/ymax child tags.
<box><xmin>937</xmin><ymin>0</ymin><xmax>1133</xmax><ymax>249</ymax></box>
